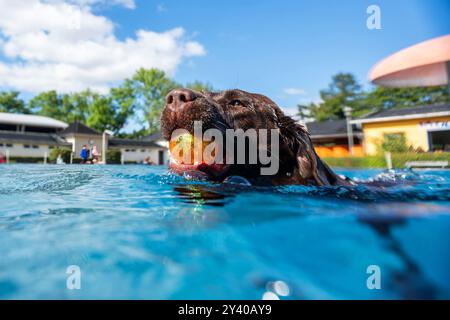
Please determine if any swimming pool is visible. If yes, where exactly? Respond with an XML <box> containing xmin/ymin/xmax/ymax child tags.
<box><xmin>0</xmin><ymin>165</ymin><xmax>449</xmax><ymax>299</ymax></box>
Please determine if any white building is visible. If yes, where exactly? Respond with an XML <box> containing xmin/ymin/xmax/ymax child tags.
<box><xmin>109</xmin><ymin>137</ymin><xmax>167</xmax><ymax>164</ymax></box>
<box><xmin>0</xmin><ymin>112</ymin><xmax>70</xmax><ymax>161</ymax></box>
<box><xmin>0</xmin><ymin>112</ymin><xmax>168</xmax><ymax>164</ymax></box>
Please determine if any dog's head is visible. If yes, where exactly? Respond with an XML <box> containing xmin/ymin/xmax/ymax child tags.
<box><xmin>161</xmin><ymin>88</ymin><xmax>347</xmax><ymax>186</ymax></box>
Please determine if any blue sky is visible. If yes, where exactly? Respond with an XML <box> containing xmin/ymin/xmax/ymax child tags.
<box><xmin>0</xmin><ymin>0</ymin><xmax>449</xmax><ymax>116</ymax></box>
<box><xmin>104</xmin><ymin>0</ymin><xmax>450</xmax><ymax>114</ymax></box>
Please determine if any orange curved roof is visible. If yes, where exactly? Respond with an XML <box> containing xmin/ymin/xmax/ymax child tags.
<box><xmin>369</xmin><ymin>34</ymin><xmax>450</xmax><ymax>87</ymax></box>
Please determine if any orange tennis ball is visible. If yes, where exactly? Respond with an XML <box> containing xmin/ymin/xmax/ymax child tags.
<box><xmin>169</xmin><ymin>133</ymin><xmax>216</xmax><ymax>165</ymax></box>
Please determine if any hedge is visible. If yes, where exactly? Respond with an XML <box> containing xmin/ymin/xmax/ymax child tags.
<box><xmin>106</xmin><ymin>149</ymin><xmax>121</xmax><ymax>164</ymax></box>
<box><xmin>323</xmin><ymin>152</ymin><xmax>450</xmax><ymax>168</ymax></box>
<box><xmin>8</xmin><ymin>157</ymin><xmax>44</xmax><ymax>164</ymax></box>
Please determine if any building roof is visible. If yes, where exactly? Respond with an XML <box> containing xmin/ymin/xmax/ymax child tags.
<box><xmin>0</xmin><ymin>112</ymin><xmax>68</xmax><ymax>129</ymax></box>
<box><xmin>306</xmin><ymin>119</ymin><xmax>361</xmax><ymax>138</ymax></box>
<box><xmin>59</xmin><ymin>122</ymin><xmax>165</xmax><ymax>148</ymax></box>
<box><xmin>142</xmin><ymin>132</ymin><xmax>163</xmax><ymax>141</ymax></box>
<box><xmin>0</xmin><ymin>131</ymin><xmax>71</xmax><ymax>146</ymax></box>
<box><xmin>59</xmin><ymin>121</ymin><xmax>101</xmax><ymax>136</ymax></box>
<box><xmin>108</xmin><ymin>138</ymin><xmax>161</xmax><ymax>148</ymax></box>
<box><xmin>352</xmin><ymin>103</ymin><xmax>450</xmax><ymax>124</ymax></box>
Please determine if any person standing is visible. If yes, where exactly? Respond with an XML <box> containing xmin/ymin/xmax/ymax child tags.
<box><xmin>92</xmin><ymin>145</ymin><xmax>100</xmax><ymax>163</ymax></box>
<box><xmin>80</xmin><ymin>145</ymin><xmax>89</xmax><ymax>164</ymax></box>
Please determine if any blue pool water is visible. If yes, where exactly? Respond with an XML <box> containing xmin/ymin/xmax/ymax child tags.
<box><xmin>0</xmin><ymin>165</ymin><xmax>449</xmax><ymax>299</ymax></box>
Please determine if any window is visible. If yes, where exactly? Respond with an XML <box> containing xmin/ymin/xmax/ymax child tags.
<box><xmin>49</xmin><ymin>146</ymin><xmax>55</xmax><ymax>149</ymax></box>
<box><xmin>429</xmin><ymin>130</ymin><xmax>450</xmax><ymax>152</ymax></box>
<box><xmin>23</xmin><ymin>144</ymin><xmax>31</xmax><ymax>149</ymax></box>
<box><xmin>141</xmin><ymin>149</ymin><xmax>146</xmax><ymax>152</ymax></box>
<box><xmin>0</xmin><ymin>124</ymin><xmax>16</xmax><ymax>131</ymax></box>
<box><xmin>24</xmin><ymin>126</ymin><xmax>57</xmax><ymax>133</ymax></box>
<box><xmin>125</xmin><ymin>149</ymin><xmax>130</xmax><ymax>152</ymax></box>
<box><xmin>6</xmin><ymin>144</ymin><xmax>12</xmax><ymax>148</ymax></box>
<box><xmin>32</xmin><ymin>145</ymin><xmax>39</xmax><ymax>149</ymax></box>
<box><xmin>130</xmin><ymin>149</ymin><xmax>136</xmax><ymax>152</ymax></box>
<box><xmin>0</xmin><ymin>143</ymin><xmax>3</xmax><ymax>147</ymax></box>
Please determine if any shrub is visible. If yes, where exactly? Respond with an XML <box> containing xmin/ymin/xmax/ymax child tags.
<box><xmin>381</xmin><ymin>133</ymin><xmax>408</xmax><ymax>153</ymax></box>
<box><xmin>9</xmin><ymin>157</ymin><xmax>43</xmax><ymax>164</ymax></box>
<box><xmin>49</xmin><ymin>147</ymin><xmax>72</xmax><ymax>164</ymax></box>
<box><xmin>323</xmin><ymin>152</ymin><xmax>450</xmax><ymax>168</ymax></box>
<box><xmin>106</xmin><ymin>149</ymin><xmax>122</xmax><ymax>164</ymax></box>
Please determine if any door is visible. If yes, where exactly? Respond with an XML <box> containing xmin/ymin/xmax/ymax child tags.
<box><xmin>158</xmin><ymin>150</ymin><xmax>164</xmax><ymax>165</ymax></box>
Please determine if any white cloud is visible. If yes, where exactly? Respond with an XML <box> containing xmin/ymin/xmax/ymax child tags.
<box><xmin>47</xmin><ymin>0</ymin><xmax>136</xmax><ymax>9</ymax></box>
<box><xmin>280</xmin><ymin>105</ymin><xmax>299</xmax><ymax>117</ymax></box>
<box><xmin>283</xmin><ymin>87</ymin><xmax>307</xmax><ymax>95</ymax></box>
<box><xmin>0</xmin><ymin>0</ymin><xmax>205</xmax><ymax>93</ymax></box>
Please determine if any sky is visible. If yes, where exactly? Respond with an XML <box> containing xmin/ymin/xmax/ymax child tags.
<box><xmin>0</xmin><ymin>0</ymin><xmax>449</xmax><ymax>117</ymax></box>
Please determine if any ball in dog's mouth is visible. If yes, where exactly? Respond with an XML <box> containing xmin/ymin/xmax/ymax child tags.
<box><xmin>168</xmin><ymin>133</ymin><xmax>228</xmax><ymax>177</ymax></box>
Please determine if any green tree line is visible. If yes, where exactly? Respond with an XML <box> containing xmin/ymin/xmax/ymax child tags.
<box><xmin>0</xmin><ymin>68</ymin><xmax>213</xmax><ymax>138</ymax></box>
<box><xmin>298</xmin><ymin>72</ymin><xmax>449</xmax><ymax>121</ymax></box>
<box><xmin>2</xmin><ymin>69</ymin><xmax>448</xmax><ymax>136</ymax></box>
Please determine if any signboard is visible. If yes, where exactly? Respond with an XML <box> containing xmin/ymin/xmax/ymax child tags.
<box><xmin>420</xmin><ymin>120</ymin><xmax>450</xmax><ymax>131</ymax></box>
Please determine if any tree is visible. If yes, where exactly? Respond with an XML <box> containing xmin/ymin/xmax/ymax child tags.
<box><xmin>108</xmin><ymin>85</ymin><xmax>135</xmax><ymax>134</ymax></box>
<box><xmin>29</xmin><ymin>90</ymin><xmax>89</xmax><ymax>123</ymax></box>
<box><xmin>186</xmin><ymin>81</ymin><xmax>214</xmax><ymax>93</ymax></box>
<box><xmin>0</xmin><ymin>91</ymin><xmax>29</xmax><ymax>114</ymax></box>
<box><xmin>85</xmin><ymin>94</ymin><xmax>115</xmax><ymax>132</ymax></box>
<box><xmin>124</xmin><ymin>68</ymin><xmax>178</xmax><ymax>134</ymax></box>
<box><xmin>29</xmin><ymin>90</ymin><xmax>69</xmax><ymax>121</ymax></box>
<box><xmin>29</xmin><ymin>89</ymin><xmax>134</xmax><ymax>133</ymax></box>
<box><xmin>296</xmin><ymin>104</ymin><xmax>311</xmax><ymax>120</ymax></box>
<box><xmin>67</xmin><ymin>90</ymin><xmax>91</xmax><ymax>123</ymax></box>
<box><xmin>84</xmin><ymin>91</ymin><xmax>134</xmax><ymax>134</ymax></box>
<box><xmin>4</xmin><ymin>68</ymin><xmax>215</xmax><ymax>137</ymax></box>
<box><xmin>364</xmin><ymin>86</ymin><xmax>449</xmax><ymax>112</ymax></box>
<box><xmin>307</xmin><ymin>73</ymin><xmax>366</xmax><ymax>121</ymax></box>
<box><xmin>116</xmin><ymin>127</ymin><xmax>149</xmax><ymax>139</ymax></box>
<box><xmin>302</xmin><ymin>73</ymin><xmax>449</xmax><ymax>122</ymax></box>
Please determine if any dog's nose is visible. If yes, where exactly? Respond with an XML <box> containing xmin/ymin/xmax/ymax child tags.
<box><xmin>166</xmin><ymin>88</ymin><xmax>197</xmax><ymax>111</ymax></box>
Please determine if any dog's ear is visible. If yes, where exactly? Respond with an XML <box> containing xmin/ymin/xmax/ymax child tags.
<box><xmin>274</xmin><ymin>111</ymin><xmax>347</xmax><ymax>186</ymax></box>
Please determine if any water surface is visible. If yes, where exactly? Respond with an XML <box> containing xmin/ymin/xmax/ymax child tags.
<box><xmin>0</xmin><ymin>165</ymin><xmax>449</xmax><ymax>299</ymax></box>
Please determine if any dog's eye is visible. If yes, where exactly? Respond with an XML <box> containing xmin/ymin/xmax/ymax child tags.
<box><xmin>229</xmin><ymin>100</ymin><xmax>243</xmax><ymax>107</ymax></box>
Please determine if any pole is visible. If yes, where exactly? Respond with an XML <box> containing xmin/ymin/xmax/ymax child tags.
<box><xmin>385</xmin><ymin>152</ymin><xmax>393</xmax><ymax>170</ymax></box>
<box><xmin>343</xmin><ymin>106</ymin><xmax>354</xmax><ymax>156</ymax></box>
<box><xmin>346</xmin><ymin>116</ymin><xmax>354</xmax><ymax>155</ymax></box>
<box><xmin>102</xmin><ymin>131</ymin><xmax>107</xmax><ymax>164</ymax></box>
<box><xmin>43</xmin><ymin>152</ymin><xmax>48</xmax><ymax>165</ymax></box>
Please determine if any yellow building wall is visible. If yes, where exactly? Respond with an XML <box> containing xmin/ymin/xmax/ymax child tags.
<box><xmin>362</xmin><ymin>116</ymin><xmax>450</xmax><ymax>155</ymax></box>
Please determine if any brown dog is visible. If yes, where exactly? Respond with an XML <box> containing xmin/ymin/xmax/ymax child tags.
<box><xmin>161</xmin><ymin>88</ymin><xmax>351</xmax><ymax>186</ymax></box>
